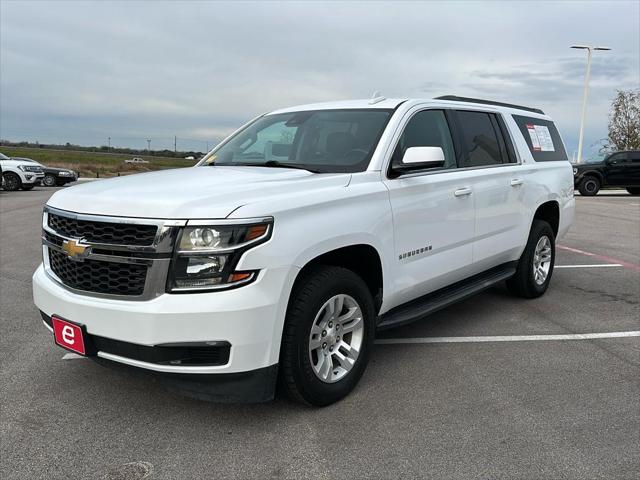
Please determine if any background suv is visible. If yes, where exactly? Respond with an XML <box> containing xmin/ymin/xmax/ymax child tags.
<box><xmin>0</xmin><ymin>152</ymin><xmax>44</xmax><ymax>190</ymax></box>
<box><xmin>573</xmin><ymin>150</ymin><xmax>640</xmax><ymax>195</ymax></box>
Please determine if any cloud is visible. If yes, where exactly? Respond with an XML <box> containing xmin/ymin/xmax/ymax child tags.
<box><xmin>1</xmin><ymin>0</ymin><xmax>638</xmax><ymax>155</ymax></box>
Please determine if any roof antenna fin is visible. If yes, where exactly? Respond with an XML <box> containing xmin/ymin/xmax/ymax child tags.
<box><xmin>369</xmin><ymin>91</ymin><xmax>386</xmax><ymax>105</ymax></box>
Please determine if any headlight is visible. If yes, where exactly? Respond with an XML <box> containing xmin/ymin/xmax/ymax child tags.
<box><xmin>18</xmin><ymin>165</ymin><xmax>42</xmax><ymax>173</ymax></box>
<box><xmin>168</xmin><ymin>219</ymin><xmax>272</xmax><ymax>292</ymax></box>
<box><xmin>573</xmin><ymin>167</ymin><xmax>578</xmax><ymax>175</ymax></box>
<box><xmin>59</xmin><ymin>171</ymin><xmax>73</xmax><ymax>176</ymax></box>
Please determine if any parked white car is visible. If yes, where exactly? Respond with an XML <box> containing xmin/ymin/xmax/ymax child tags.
<box><xmin>124</xmin><ymin>157</ymin><xmax>149</xmax><ymax>164</ymax></box>
<box><xmin>1</xmin><ymin>152</ymin><xmax>45</xmax><ymax>190</ymax></box>
<box><xmin>33</xmin><ymin>96</ymin><xmax>574</xmax><ymax>405</ymax></box>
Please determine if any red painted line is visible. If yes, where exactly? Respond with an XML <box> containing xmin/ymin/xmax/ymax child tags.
<box><xmin>557</xmin><ymin>245</ymin><xmax>640</xmax><ymax>272</ymax></box>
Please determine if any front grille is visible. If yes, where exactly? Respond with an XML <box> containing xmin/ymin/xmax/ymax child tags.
<box><xmin>48</xmin><ymin>213</ymin><xmax>158</xmax><ymax>246</ymax></box>
<box><xmin>48</xmin><ymin>248</ymin><xmax>147</xmax><ymax>296</ymax></box>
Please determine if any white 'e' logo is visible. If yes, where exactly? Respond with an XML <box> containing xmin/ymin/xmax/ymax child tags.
<box><xmin>62</xmin><ymin>325</ymin><xmax>75</xmax><ymax>345</ymax></box>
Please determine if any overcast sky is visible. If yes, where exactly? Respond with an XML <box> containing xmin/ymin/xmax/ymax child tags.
<box><xmin>1</xmin><ymin>0</ymin><xmax>638</xmax><ymax>157</ymax></box>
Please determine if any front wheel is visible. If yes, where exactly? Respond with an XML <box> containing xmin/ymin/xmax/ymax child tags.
<box><xmin>507</xmin><ymin>220</ymin><xmax>555</xmax><ymax>299</ymax></box>
<box><xmin>280</xmin><ymin>266</ymin><xmax>375</xmax><ymax>406</ymax></box>
<box><xmin>626</xmin><ymin>187</ymin><xmax>640</xmax><ymax>195</ymax></box>
<box><xmin>578</xmin><ymin>176</ymin><xmax>600</xmax><ymax>196</ymax></box>
<box><xmin>2</xmin><ymin>172</ymin><xmax>21</xmax><ymax>191</ymax></box>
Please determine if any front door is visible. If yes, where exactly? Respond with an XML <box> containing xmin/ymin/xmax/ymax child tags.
<box><xmin>383</xmin><ymin>109</ymin><xmax>476</xmax><ymax>308</ymax></box>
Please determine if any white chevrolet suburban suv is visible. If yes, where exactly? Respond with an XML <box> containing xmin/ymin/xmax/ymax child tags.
<box><xmin>33</xmin><ymin>96</ymin><xmax>575</xmax><ymax>405</ymax></box>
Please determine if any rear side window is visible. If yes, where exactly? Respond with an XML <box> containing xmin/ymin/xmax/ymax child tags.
<box><xmin>455</xmin><ymin>111</ymin><xmax>505</xmax><ymax>167</ymax></box>
<box><xmin>512</xmin><ymin>115</ymin><xmax>568</xmax><ymax>161</ymax></box>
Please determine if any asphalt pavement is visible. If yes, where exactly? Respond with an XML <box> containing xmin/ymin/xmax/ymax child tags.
<box><xmin>0</xmin><ymin>186</ymin><xmax>638</xmax><ymax>479</ymax></box>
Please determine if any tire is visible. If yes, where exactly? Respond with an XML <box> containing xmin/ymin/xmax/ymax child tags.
<box><xmin>507</xmin><ymin>219</ymin><xmax>555</xmax><ymax>299</ymax></box>
<box><xmin>578</xmin><ymin>176</ymin><xmax>600</xmax><ymax>196</ymax></box>
<box><xmin>2</xmin><ymin>172</ymin><xmax>21</xmax><ymax>191</ymax></box>
<box><xmin>280</xmin><ymin>265</ymin><xmax>375</xmax><ymax>406</ymax></box>
<box><xmin>626</xmin><ymin>187</ymin><xmax>640</xmax><ymax>195</ymax></box>
<box><xmin>43</xmin><ymin>174</ymin><xmax>57</xmax><ymax>187</ymax></box>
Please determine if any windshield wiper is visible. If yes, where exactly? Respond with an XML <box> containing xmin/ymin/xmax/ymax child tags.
<box><xmin>227</xmin><ymin>160</ymin><xmax>322</xmax><ymax>173</ymax></box>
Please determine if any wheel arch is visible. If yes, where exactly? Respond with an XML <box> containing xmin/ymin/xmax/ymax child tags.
<box><xmin>533</xmin><ymin>200</ymin><xmax>560</xmax><ymax>237</ymax></box>
<box><xmin>290</xmin><ymin>244</ymin><xmax>384</xmax><ymax>315</ymax></box>
<box><xmin>579</xmin><ymin>170</ymin><xmax>604</xmax><ymax>183</ymax></box>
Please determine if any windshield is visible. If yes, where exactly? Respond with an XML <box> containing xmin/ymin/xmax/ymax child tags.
<box><xmin>201</xmin><ymin>109</ymin><xmax>392</xmax><ymax>173</ymax></box>
<box><xmin>0</xmin><ymin>153</ymin><xmax>10</xmax><ymax>160</ymax></box>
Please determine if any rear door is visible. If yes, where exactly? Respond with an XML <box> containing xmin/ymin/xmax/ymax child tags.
<box><xmin>449</xmin><ymin>109</ymin><xmax>527</xmax><ymax>269</ymax></box>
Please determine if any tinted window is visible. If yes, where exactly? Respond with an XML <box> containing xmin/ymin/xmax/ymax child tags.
<box><xmin>608</xmin><ymin>152</ymin><xmax>628</xmax><ymax>163</ymax></box>
<box><xmin>456</xmin><ymin>111</ymin><xmax>503</xmax><ymax>167</ymax></box>
<box><xmin>512</xmin><ymin>114</ymin><xmax>568</xmax><ymax>162</ymax></box>
<box><xmin>392</xmin><ymin>110</ymin><xmax>456</xmax><ymax>170</ymax></box>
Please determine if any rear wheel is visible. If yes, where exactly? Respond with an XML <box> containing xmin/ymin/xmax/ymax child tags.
<box><xmin>2</xmin><ymin>172</ymin><xmax>21</xmax><ymax>191</ymax></box>
<box><xmin>280</xmin><ymin>266</ymin><xmax>375</xmax><ymax>406</ymax></box>
<box><xmin>626</xmin><ymin>187</ymin><xmax>640</xmax><ymax>195</ymax></box>
<box><xmin>43</xmin><ymin>174</ymin><xmax>57</xmax><ymax>187</ymax></box>
<box><xmin>507</xmin><ymin>220</ymin><xmax>555</xmax><ymax>299</ymax></box>
<box><xmin>578</xmin><ymin>176</ymin><xmax>600</xmax><ymax>196</ymax></box>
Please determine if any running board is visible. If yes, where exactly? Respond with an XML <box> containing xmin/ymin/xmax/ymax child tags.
<box><xmin>376</xmin><ymin>264</ymin><xmax>516</xmax><ymax>331</ymax></box>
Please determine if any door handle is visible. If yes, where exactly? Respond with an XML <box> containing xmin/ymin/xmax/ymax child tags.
<box><xmin>510</xmin><ymin>178</ymin><xmax>524</xmax><ymax>186</ymax></box>
<box><xmin>454</xmin><ymin>187</ymin><xmax>472</xmax><ymax>197</ymax></box>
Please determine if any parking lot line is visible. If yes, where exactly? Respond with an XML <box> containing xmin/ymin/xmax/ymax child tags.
<box><xmin>375</xmin><ymin>331</ymin><xmax>640</xmax><ymax>345</ymax></box>
<box><xmin>555</xmin><ymin>264</ymin><xmax>622</xmax><ymax>268</ymax></box>
<box><xmin>557</xmin><ymin>244</ymin><xmax>640</xmax><ymax>272</ymax></box>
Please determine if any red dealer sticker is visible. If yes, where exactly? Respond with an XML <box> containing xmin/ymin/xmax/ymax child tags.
<box><xmin>52</xmin><ymin>316</ymin><xmax>86</xmax><ymax>355</ymax></box>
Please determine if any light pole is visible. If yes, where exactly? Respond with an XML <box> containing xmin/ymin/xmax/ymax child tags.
<box><xmin>571</xmin><ymin>45</ymin><xmax>611</xmax><ymax>164</ymax></box>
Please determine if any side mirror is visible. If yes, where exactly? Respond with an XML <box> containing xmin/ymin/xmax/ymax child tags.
<box><xmin>396</xmin><ymin>146</ymin><xmax>445</xmax><ymax>173</ymax></box>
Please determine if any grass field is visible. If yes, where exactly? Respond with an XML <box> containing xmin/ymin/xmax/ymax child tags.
<box><xmin>0</xmin><ymin>146</ymin><xmax>197</xmax><ymax>177</ymax></box>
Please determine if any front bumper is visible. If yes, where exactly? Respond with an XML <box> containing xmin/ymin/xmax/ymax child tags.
<box><xmin>33</xmin><ymin>263</ymin><xmax>298</xmax><ymax>377</ymax></box>
<box><xmin>40</xmin><ymin>311</ymin><xmax>277</xmax><ymax>402</ymax></box>
<box><xmin>23</xmin><ymin>173</ymin><xmax>44</xmax><ymax>184</ymax></box>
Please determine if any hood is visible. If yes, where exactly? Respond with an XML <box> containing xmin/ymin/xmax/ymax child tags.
<box><xmin>47</xmin><ymin>166</ymin><xmax>351</xmax><ymax>219</ymax></box>
<box><xmin>0</xmin><ymin>158</ymin><xmax>42</xmax><ymax>169</ymax></box>
<box><xmin>44</xmin><ymin>166</ymin><xmax>75</xmax><ymax>174</ymax></box>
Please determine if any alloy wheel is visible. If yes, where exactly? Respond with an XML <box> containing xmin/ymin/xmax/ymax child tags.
<box><xmin>533</xmin><ymin>235</ymin><xmax>552</xmax><ymax>285</ymax></box>
<box><xmin>308</xmin><ymin>294</ymin><xmax>364</xmax><ymax>383</ymax></box>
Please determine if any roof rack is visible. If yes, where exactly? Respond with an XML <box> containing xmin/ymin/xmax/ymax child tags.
<box><xmin>434</xmin><ymin>95</ymin><xmax>545</xmax><ymax>115</ymax></box>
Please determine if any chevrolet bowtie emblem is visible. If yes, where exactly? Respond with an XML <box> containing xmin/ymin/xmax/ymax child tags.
<box><xmin>62</xmin><ymin>239</ymin><xmax>89</xmax><ymax>260</ymax></box>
